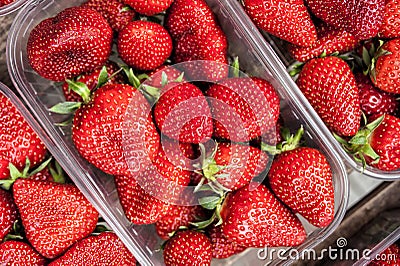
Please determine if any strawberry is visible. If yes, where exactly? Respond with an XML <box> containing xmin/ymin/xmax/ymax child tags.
<box><xmin>369</xmin><ymin>243</ymin><xmax>400</xmax><ymax>265</ymax></box>
<box><xmin>145</xmin><ymin>65</ymin><xmax>185</xmax><ymax>89</ymax></box>
<box><xmin>81</xmin><ymin>0</ymin><xmax>136</xmax><ymax>32</ymax></box>
<box><xmin>243</xmin><ymin>0</ymin><xmax>317</xmax><ymax>47</ymax></box>
<box><xmin>0</xmin><ymin>240</ymin><xmax>46</xmax><ymax>266</ymax></box>
<box><xmin>72</xmin><ymin>84</ymin><xmax>160</xmax><ymax>176</ymax></box>
<box><xmin>0</xmin><ymin>0</ymin><xmax>13</xmax><ymax>7</ymax></box>
<box><xmin>289</xmin><ymin>23</ymin><xmax>359</xmax><ymax>62</ymax></box>
<box><xmin>163</xmin><ymin>230</ymin><xmax>212</xmax><ymax>266</ymax></box>
<box><xmin>268</xmin><ymin>147</ymin><xmax>335</xmax><ymax>227</ymax></box>
<box><xmin>159</xmin><ymin>138</ymin><xmax>195</xmax><ymax>170</ymax></box>
<box><xmin>355</xmin><ymin>72</ymin><xmax>398</xmax><ymax>117</ymax></box>
<box><xmin>220</xmin><ymin>182</ymin><xmax>306</xmax><ymax>247</ymax></box>
<box><xmin>27</xmin><ymin>6</ymin><xmax>113</xmax><ymax>82</ymax></box>
<box><xmin>62</xmin><ymin>61</ymin><xmax>124</xmax><ymax>102</ymax></box>
<box><xmin>296</xmin><ymin>56</ymin><xmax>361</xmax><ymax>137</ymax></box>
<box><xmin>123</xmin><ymin>0</ymin><xmax>173</xmax><ymax>16</ymax></box>
<box><xmin>12</xmin><ymin>178</ymin><xmax>99</xmax><ymax>259</ymax></box>
<box><xmin>0</xmin><ymin>189</ymin><xmax>17</xmax><ymax>242</ymax></box>
<box><xmin>206</xmin><ymin>225</ymin><xmax>246</xmax><ymax>259</ymax></box>
<box><xmin>370</xmin><ymin>39</ymin><xmax>400</xmax><ymax>94</ymax></box>
<box><xmin>153</xmin><ymin>81</ymin><xmax>213</xmax><ymax>144</ymax></box>
<box><xmin>118</xmin><ymin>20</ymin><xmax>173</xmax><ymax>71</ymax></box>
<box><xmin>379</xmin><ymin>0</ymin><xmax>400</xmax><ymax>38</ymax></box>
<box><xmin>206</xmin><ymin>77</ymin><xmax>280</xmax><ymax>142</ymax></box>
<box><xmin>0</xmin><ymin>93</ymin><xmax>47</xmax><ymax>180</ymax></box>
<box><xmin>48</xmin><ymin>232</ymin><xmax>136</xmax><ymax>265</ymax></box>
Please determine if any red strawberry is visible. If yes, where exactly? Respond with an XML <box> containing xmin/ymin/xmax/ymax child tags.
<box><xmin>159</xmin><ymin>138</ymin><xmax>195</xmax><ymax>170</ymax></box>
<box><xmin>220</xmin><ymin>182</ymin><xmax>306</xmax><ymax>247</ymax></box>
<box><xmin>145</xmin><ymin>65</ymin><xmax>185</xmax><ymax>89</ymax></box>
<box><xmin>296</xmin><ymin>56</ymin><xmax>361</xmax><ymax>136</ymax></box>
<box><xmin>27</xmin><ymin>7</ymin><xmax>113</xmax><ymax>81</ymax></box>
<box><xmin>268</xmin><ymin>147</ymin><xmax>335</xmax><ymax>227</ymax></box>
<box><xmin>163</xmin><ymin>230</ymin><xmax>212</xmax><ymax>266</ymax></box>
<box><xmin>118</xmin><ymin>20</ymin><xmax>172</xmax><ymax>71</ymax></box>
<box><xmin>123</xmin><ymin>0</ymin><xmax>173</xmax><ymax>16</ymax></box>
<box><xmin>0</xmin><ymin>189</ymin><xmax>17</xmax><ymax>242</ymax></box>
<box><xmin>0</xmin><ymin>241</ymin><xmax>46</xmax><ymax>266</ymax></box>
<box><xmin>206</xmin><ymin>77</ymin><xmax>280</xmax><ymax>142</ymax></box>
<box><xmin>62</xmin><ymin>61</ymin><xmax>124</xmax><ymax>102</ymax></box>
<box><xmin>81</xmin><ymin>0</ymin><xmax>136</xmax><ymax>32</ymax></box>
<box><xmin>153</xmin><ymin>82</ymin><xmax>213</xmax><ymax>144</ymax></box>
<box><xmin>206</xmin><ymin>225</ymin><xmax>246</xmax><ymax>259</ymax></box>
<box><xmin>305</xmin><ymin>0</ymin><xmax>385</xmax><ymax>40</ymax></box>
<box><xmin>355</xmin><ymin>72</ymin><xmax>398</xmax><ymax>117</ymax></box>
<box><xmin>0</xmin><ymin>0</ymin><xmax>13</xmax><ymax>7</ymax></box>
<box><xmin>370</xmin><ymin>39</ymin><xmax>400</xmax><ymax>94</ymax></box>
<box><xmin>379</xmin><ymin>0</ymin><xmax>400</xmax><ymax>38</ymax></box>
<box><xmin>72</xmin><ymin>84</ymin><xmax>160</xmax><ymax>176</ymax></box>
<box><xmin>0</xmin><ymin>93</ymin><xmax>47</xmax><ymax>180</ymax></box>
<box><xmin>369</xmin><ymin>243</ymin><xmax>400</xmax><ymax>265</ymax></box>
<box><xmin>12</xmin><ymin>179</ymin><xmax>99</xmax><ymax>259</ymax></box>
<box><xmin>48</xmin><ymin>232</ymin><xmax>136</xmax><ymax>265</ymax></box>
<box><xmin>289</xmin><ymin>23</ymin><xmax>359</xmax><ymax>62</ymax></box>
<box><xmin>243</xmin><ymin>0</ymin><xmax>317</xmax><ymax>47</ymax></box>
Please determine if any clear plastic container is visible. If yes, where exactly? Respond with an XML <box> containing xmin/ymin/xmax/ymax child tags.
<box><xmin>6</xmin><ymin>0</ymin><xmax>349</xmax><ymax>265</ymax></box>
<box><xmin>0</xmin><ymin>0</ymin><xmax>27</xmax><ymax>16</ymax></box>
<box><xmin>231</xmin><ymin>1</ymin><xmax>400</xmax><ymax>181</ymax></box>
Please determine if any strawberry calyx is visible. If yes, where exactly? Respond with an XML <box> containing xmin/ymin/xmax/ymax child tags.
<box><xmin>261</xmin><ymin>125</ymin><xmax>304</xmax><ymax>155</ymax></box>
<box><xmin>361</xmin><ymin>40</ymin><xmax>392</xmax><ymax>82</ymax></box>
<box><xmin>3</xmin><ymin>220</ymin><xmax>24</xmax><ymax>242</ymax></box>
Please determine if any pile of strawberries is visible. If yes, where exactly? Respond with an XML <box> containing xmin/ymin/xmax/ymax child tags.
<box><xmin>19</xmin><ymin>0</ymin><xmax>340</xmax><ymax>264</ymax></box>
<box><xmin>243</xmin><ymin>0</ymin><xmax>400</xmax><ymax>172</ymax></box>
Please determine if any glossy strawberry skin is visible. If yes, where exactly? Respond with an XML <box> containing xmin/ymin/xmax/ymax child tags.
<box><xmin>0</xmin><ymin>93</ymin><xmax>47</xmax><ymax>180</ymax></box>
<box><xmin>220</xmin><ymin>182</ymin><xmax>306</xmax><ymax>248</ymax></box>
<box><xmin>0</xmin><ymin>189</ymin><xmax>17</xmax><ymax>242</ymax></box>
<box><xmin>379</xmin><ymin>0</ymin><xmax>400</xmax><ymax>38</ymax></box>
<box><xmin>0</xmin><ymin>241</ymin><xmax>46</xmax><ymax>266</ymax></box>
<box><xmin>27</xmin><ymin>7</ymin><xmax>113</xmax><ymax>82</ymax></box>
<box><xmin>12</xmin><ymin>179</ymin><xmax>99</xmax><ymax>259</ymax></box>
<box><xmin>269</xmin><ymin>147</ymin><xmax>335</xmax><ymax>227</ymax></box>
<box><xmin>48</xmin><ymin>232</ymin><xmax>136</xmax><ymax>266</ymax></box>
<box><xmin>206</xmin><ymin>77</ymin><xmax>280</xmax><ymax>142</ymax></box>
<box><xmin>163</xmin><ymin>230</ymin><xmax>212</xmax><ymax>266</ymax></box>
<box><xmin>243</xmin><ymin>0</ymin><xmax>317</xmax><ymax>47</ymax></box>
<box><xmin>369</xmin><ymin>243</ymin><xmax>400</xmax><ymax>266</ymax></box>
<box><xmin>0</xmin><ymin>0</ymin><xmax>14</xmax><ymax>7</ymax></box>
<box><xmin>296</xmin><ymin>56</ymin><xmax>361</xmax><ymax>137</ymax></box>
<box><xmin>72</xmin><ymin>84</ymin><xmax>160</xmax><ymax>176</ymax></box>
<box><xmin>123</xmin><ymin>0</ymin><xmax>173</xmax><ymax>16</ymax></box>
<box><xmin>207</xmin><ymin>225</ymin><xmax>246</xmax><ymax>259</ymax></box>
<box><xmin>118</xmin><ymin>20</ymin><xmax>172</xmax><ymax>71</ymax></box>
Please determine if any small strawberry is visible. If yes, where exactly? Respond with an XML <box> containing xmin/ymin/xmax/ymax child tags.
<box><xmin>355</xmin><ymin>72</ymin><xmax>398</xmax><ymax>117</ymax></box>
<box><xmin>288</xmin><ymin>23</ymin><xmax>359</xmax><ymax>62</ymax></box>
<box><xmin>206</xmin><ymin>225</ymin><xmax>246</xmax><ymax>259</ymax></box>
<box><xmin>123</xmin><ymin>0</ymin><xmax>173</xmax><ymax>16</ymax></box>
<box><xmin>27</xmin><ymin>6</ymin><xmax>113</xmax><ymax>81</ymax></box>
<box><xmin>12</xmin><ymin>178</ymin><xmax>99</xmax><ymax>259</ymax></box>
<box><xmin>369</xmin><ymin>243</ymin><xmax>400</xmax><ymax>265</ymax></box>
<box><xmin>0</xmin><ymin>241</ymin><xmax>46</xmax><ymax>266</ymax></box>
<box><xmin>81</xmin><ymin>0</ymin><xmax>136</xmax><ymax>32</ymax></box>
<box><xmin>0</xmin><ymin>92</ymin><xmax>47</xmax><ymax>180</ymax></box>
<box><xmin>305</xmin><ymin>0</ymin><xmax>385</xmax><ymax>40</ymax></box>
<box><xmin>220</xmin><ymin>182</ymin><xmax>306</xmax><ymax>247</ymax></box>
<box><xmin>153</xmin><ymin>81</ymin><xmax>213</xmax><ymax>144</ymax></box>
<box><xmin>296</xmin><ymin>56</ymin><xmax>361</xmax><ymax>136</ymax></box>
<box><xmin>243</xmin><ymin>0</ymin><xmax>317</xmax><ymax>47</ymax></box>
<box><xmin>118</xmin><ymin>20</ymin><xmax>173</xmax><ymax>71</ymax></box>
<box><xmin>0</xmin><ymin>189</ymin><xmax>17</xmax><ymax>242</ymax></box>
<box><xmin>206</xmin><ymin>77</ymin><xmax>280</xmax><ymax>142</ymax></box>
<box><xmin>48</xmin><ymin>232</ymin><xmax>136</xmax><ymax>265</ymax></box>
<box><xmin>379</xmin><ymin>0</ymin><xmax>400</xmax><ymax>38</ymax></box>
<box><xmin>163</xmin><ymin>230</ymin><xmax>212</xmax><ymax>266</ymax></box>
<box><xmin>0</xmin><ymin>0</ymin><xmax>13</xmax><ymax>7</ymax></box>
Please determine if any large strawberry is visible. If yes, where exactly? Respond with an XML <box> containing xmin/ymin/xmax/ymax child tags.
<box><xmin>0</xmin><ymin>189</ymin><xmax>17</xmax><ymax>242</ymax></box>
<box><xmin>118</xmin><ymin>20</ymin><xmax>172</xmax><ymax>71</ymax></box>
<box><xmin>206</xmin><ymin>77</ymin><xmax>280</xmax><ymax>142</ymax></box>
<box><xmin>206</xmin><ymin>225</ymin><xmax>246</xmax><ymax>259</ymax></box>
<box><xmin>379</xmin><ymin>0</ymin><xmax>400</xmax><ymax>38</ymax></box>
<box><xmin>163</xmin><ymin>230</ymin><xmax>212</xmax><ymax>266</ymax></box>
<box><xmin>296</xmin><ymin>56</ymin><xmax>361</xmax><ymax>137</ymax></box>
<box><xmin>0</xmin><ymin>241</ymin><xmax>46</xmax><ymax>266</ymax></box>
<box><xmin>153</xmin><ymin>81</ymin><xmax>213</xmax><ymax>144</ymax></box>
<box><xmin>123</xmin><ymin>0</ymin><xmax>173</xmax><ymax>16</ymax></box>
<box><xmin>305</xmin><ymin>0</ymin><xmax>385</xmax><ymax>40</ymax></box>
<box><xmin>12</xmin><ymin>179</ymin><xmax>99</xmax><ymax>259</ymax></box>
<box><xmin>48</xmin><ymin>232</ymin><xmax>136</xmax><ymax>265</ymax></box>
<box><xmin>220</xmin><ymin>182</ymin><xmax>306</xmax><ymax>247</ymax></box>
<box><xmin>243</xmin><ymin>0</ymin><xmax>317</xmax><ymax>47</ymax></box>
<box><xmin>81</xmin><ymin>0</ymin><xmax>136</xmax><ymax>32</ymax></box>
<box><xmin>27</xmin><ymin>6</ymin><xmax>113</xmax><ymax>81</ymax></box>
<box><xmin>0</xmin><ymin>93</ymin><xmax>47</xmax><ymax>180</ymax></box>
<box><xmin>72</xmin><ymin>84</ymin><xmax>160</xmax><ymax>176</ymax></box>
